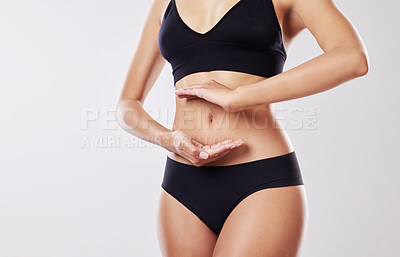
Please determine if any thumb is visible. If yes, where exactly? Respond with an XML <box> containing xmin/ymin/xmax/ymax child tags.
<box><xmin>199</xmin><ymin>151</ymin><xmax>209</xmax><ymax>159</ymax></box>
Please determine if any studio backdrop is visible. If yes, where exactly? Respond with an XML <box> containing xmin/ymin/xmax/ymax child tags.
<box><xmin>0</xmin><ymin>0</ymin><xmax>399</xmax><ymax>256</ymax></box>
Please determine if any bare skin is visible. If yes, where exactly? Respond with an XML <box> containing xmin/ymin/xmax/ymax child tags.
<box><xmin>115</xmin><ymin>0</ymin><xmax>369</xmax><ymax>256</ymax></box>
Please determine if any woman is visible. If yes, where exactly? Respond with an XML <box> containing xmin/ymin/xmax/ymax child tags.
<box><xmin>116</xmin><ymin>0</ymin><xmax>369</xmax><ymax>255</ymax></box>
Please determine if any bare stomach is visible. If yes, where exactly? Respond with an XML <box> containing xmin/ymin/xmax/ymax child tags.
<box><xmin>168</xmin><ymin>70</ymin><xmax>294</xmax><ymax>166</ymax></box>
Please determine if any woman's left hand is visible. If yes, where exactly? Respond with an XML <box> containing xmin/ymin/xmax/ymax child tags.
<box><xmin>175</xmin><ymin>79</ymin><xmax>239</xmax><ymax>112</ymax></box>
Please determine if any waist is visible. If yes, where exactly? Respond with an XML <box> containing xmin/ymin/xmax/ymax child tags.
<box><xmin>170</xmin><ymin>102</ymin><xmax>294</xmax><ymax>166</ymax></box>
<box><xmin>173</xmin><ymin>101</ymin><xmax>279</xmax><ymax>140</ymax></box>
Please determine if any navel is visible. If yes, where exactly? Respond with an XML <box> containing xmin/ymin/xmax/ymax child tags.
<box><xmin>208</xmin><ymin>113</ymin><xmax>214</xmax><ymax>123</ymax></box>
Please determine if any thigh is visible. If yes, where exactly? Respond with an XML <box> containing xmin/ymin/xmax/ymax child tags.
<box><xmin>157</xmin><ymin>188</ymin><xmax>218</xmax><ymax>257</ymax></box>
<box><xmin>212</xmin><ymin>185</ymin><xmax>308</xmax><ymax>257</ymax></box>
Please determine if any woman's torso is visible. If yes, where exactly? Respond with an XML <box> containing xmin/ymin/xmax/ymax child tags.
<box><xmin>169</xmin><ymin>71</ymin><xmax>294</xmax><ymax>166</ymax></box>
<box><xmin>161</xmin><ymin>0</ymin><xmax>293</xmax><ymax>165</ymax></box>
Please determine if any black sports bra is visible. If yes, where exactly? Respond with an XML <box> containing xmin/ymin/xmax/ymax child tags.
<box><xmin>158</xmin><ymin>0</ymin><xmax>287</xmax><ymax>86</ymax></box>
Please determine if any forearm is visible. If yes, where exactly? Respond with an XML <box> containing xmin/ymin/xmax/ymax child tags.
<box><xmin>115</xmin><ymin>98</ymin><xmax>173</xmax><ymax>151</ymax></box>
<box><xmin>231</xmin><ymin>47</ymin><xmax>369</xmax><ymax>110</ymax></box>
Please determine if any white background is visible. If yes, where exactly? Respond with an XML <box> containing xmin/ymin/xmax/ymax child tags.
<box><xmin>1</xmin><ymin>0</ymin><xmax>399</xmax><ymax>256</ymax></box>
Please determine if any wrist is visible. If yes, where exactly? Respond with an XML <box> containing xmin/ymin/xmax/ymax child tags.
<box><xmin>156</xmin><ymin>130</ymin><xmax>175</xmax><ymax>152</ymax></box>
<box><xmin>230</xmin><ymin>81</ymin><xmax>272</xmax><ymax>111</ymax></box>
<box><xmin>229</xmin><ymin>86</ymin><xmax>248</xmax><ymax>111</ymax></box>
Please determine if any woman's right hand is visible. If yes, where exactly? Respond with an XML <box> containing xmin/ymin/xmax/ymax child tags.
<box><xmin>165</xmin><ymin>130</ymin><xmax>244</xmax><ymax>167</ymax></box>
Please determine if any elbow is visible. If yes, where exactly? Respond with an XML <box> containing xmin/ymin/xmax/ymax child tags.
<box><xmin>351</xmin><ymin>49</ymin><xmax>370</xmax><ymax>77</ymax></box>
<box><xmin>115</xmin><ymin>98</ymin><xmax>139</xmax><ymax>130</ymax></box>
<box><xmin>115</xmin><ymin>100</ymin><xmax>126</xmax><ymax>129</ymax></box>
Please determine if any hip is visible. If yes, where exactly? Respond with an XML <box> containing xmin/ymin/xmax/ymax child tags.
<box><xmin>163</xmin><ymin>151</ymin><xmax>304</xmax><ymax>192</ymax></box>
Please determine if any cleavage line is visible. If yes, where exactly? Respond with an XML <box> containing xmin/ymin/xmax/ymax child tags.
<box><xmin>173</xmin><ymin>0</ymin><xmax>248</xmax><ymax>36</ymax></box>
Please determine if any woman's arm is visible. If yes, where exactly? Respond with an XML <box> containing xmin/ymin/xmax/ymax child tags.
<box><xmin>116</xmin><ymin>0</ymin><xmax>243</xmax><ymax>166</ymax></box>
<box><xmin>231</xmin><ymin>0</ymin><xmax>369</xmax><ymax>110</ymax></box>
<box><xmin>116</xmin><ymin>0</ymin><xmax>171</xmax><ymax>148</ymax></box>
<box><xmin>175</xmin><ymin>0</ymin><xmax>369</xmax><ymax>112</ymax></box>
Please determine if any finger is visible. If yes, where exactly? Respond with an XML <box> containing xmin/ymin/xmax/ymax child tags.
<box><xmin>210</xmin><ymin>139</ymin><xmax>233</xmax><ymax>149</ymax></box>
<box><xmin>175</xmin><ymin>86</ymin><xmax>202</xmax><ymax>93</ymax></box>
<box><xmin>213</xmin><ymin>141</ymin><xmax>244</xmax><ymax>157</ymax></box>
<box><xmin>207</xmin><ymin>139</ymin><xmax>244</xmax><ymax>156</ymax></box>
<box><xmin>205</xmin><ymin>140</ymin><xmax>233</xmax><ymax>152</ymax></box>
<box><xmin>176</xmin><ymin>94</ymin><xmax>199</xmax><ymax>99</ymax></box>
<box><xmin>207</xmin><ymin>146</ymin><xmax>233</xmax><ymax>160</ymax></box>
<box><xmin>175</xmin><ymin>92</ymin><xmax>196</xmax><ymax>98</ymax></box>
<box><xmin>175</xmin><ymin>88</ymin><xmax>202</xmax><ymax>98</ymax></box>
<box><xmin>231</xmin><ymin>139</ymin><xmax>245</xmax><ymax>146</ymax></box>
<box><xmin>175</xmin><ymin>90</ymin><xmax>195</xmax><ymax>97</ymax></box>
<box><xmin>204</xmin><ymin>141</ymin><xmax>236</xmax><ymax>157</ymax></box>
<box><xmin>229</xmin><ymin>139</ymin><xmax>245</xmax><ymax>148</ymax></box>
<box><xmin>191</xmin><ymin>139</ymin><xmax>204</xmax><ymax>148</ymax></box>
<box><xmin>181</xmin><ymin>139</ymin><xmax>209</xmax><ymax>159</ymax></box>
<box><xmin>184</xmin><ymin>85</ymin><xmax>204</xmax><ymax>89</ymax></box>
<box><xmin>208</xmin><ymin>139</ymin><xmax>238</xmax><ymax>150</ymax></box>
<box><xmin>179</xmin><ymin>148</ymin><xmax>203</xmax><ymax>166</ymax></box>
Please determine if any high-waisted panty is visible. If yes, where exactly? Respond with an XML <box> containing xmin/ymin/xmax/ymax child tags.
<box><xmin>161</xmin><ymin>151</ymin><xmax>304</xmax><ymax>236</ymax></box>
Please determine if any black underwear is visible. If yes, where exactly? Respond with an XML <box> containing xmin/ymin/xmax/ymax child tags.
<box><xmin>161</xmin><ymin>151</ymin><xmax>304</xmax><ymax>236</ymax></box>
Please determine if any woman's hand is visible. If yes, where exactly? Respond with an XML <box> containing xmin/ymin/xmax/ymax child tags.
<box><xmin>166</xmin><ymin>130</ymin><xmax>244</xmax><ymax>167</ymax></box>
<box><xmin>175</xmin><ymin>79</ymin><xmax>241</xmax><ymax>112</ymax></box>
